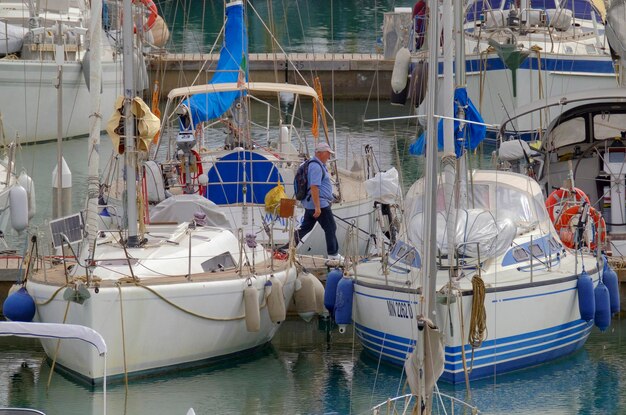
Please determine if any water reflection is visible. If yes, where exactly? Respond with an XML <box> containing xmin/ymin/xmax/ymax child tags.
<box><xmin>161</xmin><ymin>0</ymin><xmax>408</xmax><ymax>54</ymax></box>
<box><xmin>0</xmin><ymin>318</ymin><xmax>625</xmax><ymax>414</ymax></box>
<box><xmin>8</xmin><ymin>362</ymin><xmax>36</xmax><ymax>409</ymax></box>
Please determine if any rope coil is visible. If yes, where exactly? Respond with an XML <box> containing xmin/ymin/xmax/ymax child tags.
<box><xmin>468</xmin><ymin>275</ymin><xmax>487</xmax><ymax>348</ymax></box>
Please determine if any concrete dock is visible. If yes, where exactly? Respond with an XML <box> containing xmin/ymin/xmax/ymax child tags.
<box><xmin>147</xmin><ymin>52</ymin><xmax>394</xmax><ymax>99</ymax></box>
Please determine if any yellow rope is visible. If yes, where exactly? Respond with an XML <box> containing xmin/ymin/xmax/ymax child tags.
<box><xmin>116</xmin><ymin>284</ymin><xmax>129</xmax><ymax>391</ymax></box>
<box><xmin>608</xmin><ymin>256</ymin><xmax>626</xmax><ymax>271</ymax></box>
<box><xmin>456</xmin><ymin>288</ymin><xmax>474</xmax><ymax>401</ymax></box>
<box><xmin>130</xmin><ymin>281</ymin><xmax>264</xmax><ymax>321</ymax></box>
<box><xmin>312</xmin><ymin>77</ymin><xmax>330</xmax><ymax>142</ymax></box>
<box><xmin>46</xmin><ymin>300</ymin><xmax>70</xmax><ymax>389</ymax></box>
<box><xmin>468</xmin><ymin>275</ymin><xmax>487</xmax><ymax>348</ymax></box>
<box><xmin>34</xmin><ymin>285</ymin><xmax>67</xmax><ymax>306</ymax></box>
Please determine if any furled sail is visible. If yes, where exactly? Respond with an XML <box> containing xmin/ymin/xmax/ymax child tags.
<box><xmin>606</xmin><ymin>0</ymin><xmax>626</xmax><ymax>67</ymax></box>
<box><xmin>106</xmin><ymin>96</ymin><xmax>161</xmax><ymax>154</ymax></box>
<box><xmin>181</xmin><ymin>1</ymin><xmax>247</xmax><ymax>128</ymax></box>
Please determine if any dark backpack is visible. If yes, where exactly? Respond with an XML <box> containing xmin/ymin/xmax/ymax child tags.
<box><xmin>294</xmin><ymin>159</ymin><xmax>325</xmax><ymax>201</ymax></box>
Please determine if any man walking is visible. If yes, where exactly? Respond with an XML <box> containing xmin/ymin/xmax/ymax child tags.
<box><xmin>294</xmin><ymin>142</ymin><xmax>343</xmax><ymax>261</ymax></box>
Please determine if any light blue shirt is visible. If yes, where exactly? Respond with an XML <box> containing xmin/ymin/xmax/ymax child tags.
<box><xmin>302</xmin><ymin>157</ymin><xmax>333</xmax><ymax>210</ymax></box>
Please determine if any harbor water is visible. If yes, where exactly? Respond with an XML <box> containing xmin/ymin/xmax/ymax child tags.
<box><xmin>1</xmin><ymin>97</ymin><xmax>624</xmax><ymax>414</ymax></box>
<box><xmin>162</xmin><ymin>0</ymin><xmax>412</xmax><ymax>55</ymax></box>
<box><xmin>0</xmin><ymin>316</ymin><xmax>624</xmax><ymax>414</ymax></box>
<box><xmin>1</xmin><ymin>0</ymin><xmax>622</xmax><ymax>410</ymax></box>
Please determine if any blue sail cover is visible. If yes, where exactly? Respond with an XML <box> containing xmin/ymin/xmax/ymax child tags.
<box><xmin>182</xmin><ymin>1</ymin><xmax>248</xmax><ymax>127</ymax></box>
<box><xmin>205</xmin><ymin>151</ymin><xmax>283</xmax><ymax>205</ymax></box>
<box><xmin>409</xmin><ymin>87</ymin><xmax>487</xmax><ymax>158</ymax></box>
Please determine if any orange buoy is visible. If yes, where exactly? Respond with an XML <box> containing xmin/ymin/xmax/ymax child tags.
<box><xmin>555</xmin><ymin>205</ymin><xmax>606</xmax><ymax>250</ymax></box>
<box><xmin>545</xmin><ymin>187</ymin><xmax>590</xmax><ymax>223</ymax></box>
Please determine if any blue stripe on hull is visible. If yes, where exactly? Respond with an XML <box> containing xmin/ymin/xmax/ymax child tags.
<box><xmin>440</xmin><ymin>329</ymin><xmax>591</xmax><ymax>383</ymax></box>
<box><xmin>444</xmin><ymin>57</ymin><xmax>615</xmax><ymax>74</ymax></box>
<box><xmin>355</xmin><ymin>320</ymin><xmax>593</xmax><ymax>383</ymax></box>
<box><xmin>421</xmin><ymin>57</ymin><xmax>614</xmax><ymax>77</ymax></box>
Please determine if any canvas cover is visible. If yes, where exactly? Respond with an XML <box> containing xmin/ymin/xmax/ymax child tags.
<box><xmin>149</xmin><ymin>194</ymin><xmax>231</xmax><ymax>228</ymax></box>
<box><xmin>181</xmin><ymin>1</ymin><xmax>247</xmax><ymax>127</ymax></box>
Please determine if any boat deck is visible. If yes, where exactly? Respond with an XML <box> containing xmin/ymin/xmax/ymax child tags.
<box><xmin>27</xmin><ymin>255</ymin><xmax>293</xmax><ymax>288</ymax></box>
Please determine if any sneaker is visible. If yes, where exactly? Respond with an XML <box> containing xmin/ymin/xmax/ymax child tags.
<box><xmin>328</xmin><ymin>254</ymin><xmax>345</xmax><ymax>262</ymax></box>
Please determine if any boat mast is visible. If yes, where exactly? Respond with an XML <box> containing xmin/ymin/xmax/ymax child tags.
<box><xmin>418</xmin><ymin>0</ymin><xmax>441</xmax><ymax>409</ymax></box>
<box><xmin>54</xmin><ymin>21</ymin><xmax>64</xmax><ymax>219</ymax></box>
<box><xmin>455</xmin><ymin>0</ymin><xmax>468</xmax><ymax>211</ymax></box>
<box><xmin>122</xmin><ymin>0</ymin><xmax>140</xmax><ymax>246</ymax></box>
<box><xmin>85</xmin><ymin>0</ymin><xmax>102</xmax><ymax>256</ymax></box>
<box><xmin>443</xmin><ymin>0</ymin><xmax>456</xmax><ymax>269</ymax></box>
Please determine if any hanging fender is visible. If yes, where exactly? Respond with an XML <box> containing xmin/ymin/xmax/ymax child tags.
<box><xmin>545</xmin><ymin>187</ymin><xmax>590</xmax><ymax>223</ymax></box>
<box><xmin>555</xmin><ymin>205</ymin><xmax>606</xmax><ymax>250</ymax></box>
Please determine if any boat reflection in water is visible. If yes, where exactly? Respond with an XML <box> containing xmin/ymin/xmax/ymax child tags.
<box><xmin>0</xmin><ymin>318</ymin><xmax>623</xmax><ymax>414</ymax></box>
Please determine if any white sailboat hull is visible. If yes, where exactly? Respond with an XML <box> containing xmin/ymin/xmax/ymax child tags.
<box><xmin>27</xmin><ymin>268</ymin><xmax>296</xmax><ymax>383</ymax></box>
<box><xmin>353</xmin><ymin>269</ymin><xmax>594</xmax><ymax>383</ymax></box>
<box><xmin>0</xmin><ymin>59</ymin><xmax>121</xmax><ymax>143</ymax></box>
<box><xmin>406</xmin><ymin>6</ymin><xmax>617</xmax><ymax>135</ymax></box>
<box><xmin>26</xmin><ymin>222</ymin><xmax>297</xmax><ymax>383</ymax></box>
<box><xmin>352</xmin><ymin>170</ymin><xmax>605</xmax><ymax>383</ymax></box>
<box><xmin>414</xmin><ymin>53</ymin><xmax>617</xmax><ymax>136</ymax></box>
<box><xmin>464</xmin><ymin>54</ymin><xmax>617</xmax><ymax>135</ymax></box>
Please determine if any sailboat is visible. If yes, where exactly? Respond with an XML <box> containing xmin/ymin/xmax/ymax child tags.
<box><xmin>0</xmin><ymin>0</ymin><xmax>169</xmax><ymax>144</ymax></box>
<box><xmin>495</xmin><ymin>0</ymin><xmax>626</xmax><ymax>265</ymax></box>
<box><xmin>147</xmin><ymin>0</ymin><xmax>379</xmax><ymax>258</ymax></box>
<box><xmin>20</xmin><ymin>0</ymin><xmax>297</xmax><ymax>384</ymax></box>
<box><xmin>389</xmin><ymin>0</ymin><xmax>617</xmax><ymax>137</ymax></box>
<box><xmin>348</xmin><ymin>0</ymin><xmax>610</xmax><ymax>388</ymax></box>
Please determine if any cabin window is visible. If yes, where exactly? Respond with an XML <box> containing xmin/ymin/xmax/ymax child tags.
<box><xmin>549</xmin><ymin>238</ymin><xmax>561</xmax><ymax>251</ymax></box>
<box><xmin>533</xmin><ymin>193</ymin><xmax>549</xmax><ymax>222</ymax></box>
<box><xmin>404</xmin><ymin>249</ymin><xmax>417</xmax><ymax>266</ymax></box>
<box><xmin>551</xmin><ymin>117</ymin><xmax>586</xmax><ymax>149</ymax></box>
<box><xmin>512</xmin><ymin>247</ymin><xmax>530</xmax><ymax>261</ymax></box>
<box><xmin>593</xmin><ymin>113</ymin><xmax>626</xmax><ymax>141</ymax></box>
<box><xmin>201</xmin><ymin>252</ymin><xmax>236</xmax><ymax>272</ymax></box>
<box><xmin>469</xmin><ymin>184</ymin><xmax>490</xmax><ymax>210</ymax></box>
<box><xmin>495</xmin><ymin>186</ymin><xmax>534</xmax><ymax>224</ymax></box>
<box><xmin>530</xmin><ymin>244</ymin><xmax>544</xmax><ymax>256</ymax></box>
<box><xmin>409</xmin><ymin>183</ymin><xmax>446</xmax><ymax>215</ymax></box>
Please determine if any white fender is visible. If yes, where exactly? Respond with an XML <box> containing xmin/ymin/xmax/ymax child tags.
<box><xmin>145</xmin><ymin>160</ymin><xmax>166</xmax><ymax>203</ymax></box>
<box><xmin>9</xmin><ymin>184</ymin><xmax>28</xmax><ymax>232</ymax></box>
<box><xmin>17</xmin><ymin>171</ymin><xmax>36</xmax><ymax>220</ymax></box>
<box><xmin>148</xmin><ymin>15</ymin><xmax>171</xmax><ymax>48</ymax></box>
<box><xmin>266</xmin><ymin>277</ymin><xmax>286</xmax><ymax>324</ymax></box>
<box><xmin>294</xmin><ymin>272</ymin><xmax>316</xmax><ymax>322</ymax></box>
<box><xmin>391</xmin><ymin>47</ymin><xmax>411</xmax><ymax>93</ymax></box>
<box><xmin>244</xmin><ymin>285</ymin><xmax>260</xmax><ymax>332</ymax></box>
<box><xmin>279</xmin><ymin>125</ymin><xmax>289</xmax><ymax>146</ymax></box>
<box><xmin>310</xmin><ymin>275</ymin><xmax>328</xmax><ymax>317</ymax></box>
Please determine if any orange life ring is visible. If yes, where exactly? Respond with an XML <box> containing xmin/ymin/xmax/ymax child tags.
<box><xmin>555</xmin><ymin>205</ymin><xmax>606</xmax><ymax>250</ymax></box>
<box><xmin>545</xmin><ymin>187</ymin><xmax>590</xmax><ymax>223</ymax></box>
<box><xmin>180</xmin><ymin>149</ymin><xmax>205</xmax><ymax>195</ymax></box>
<box><xmin>132</xmin><ymin>0</ymin><xmax>159</xmax><ymax>32</ymax></box>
